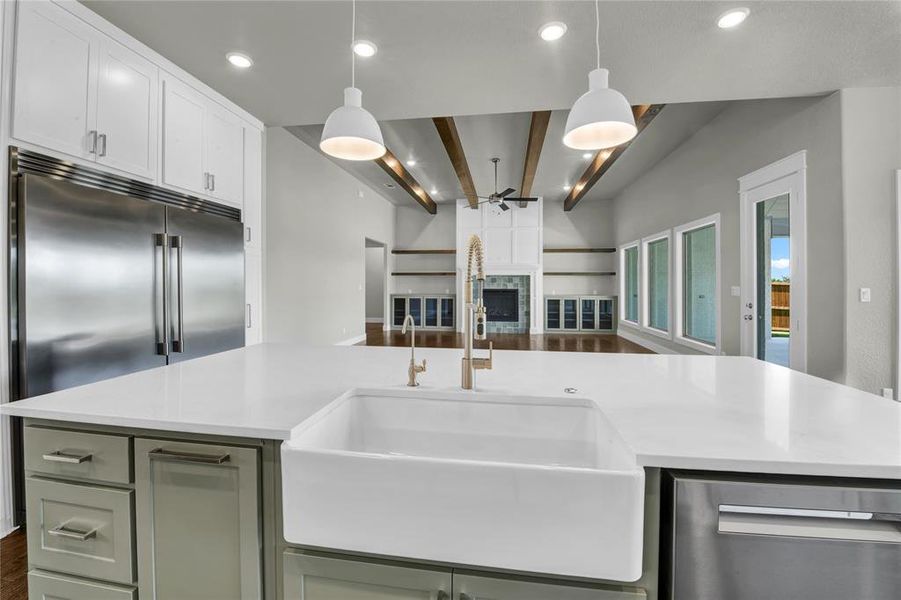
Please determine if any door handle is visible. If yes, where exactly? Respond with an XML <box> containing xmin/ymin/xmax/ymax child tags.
<box><xmin>48</xmin><ymin>523</ymin><xmax>97</xmax><ymax>541</ymax></box>
<box><xmin>87</xmin><ymin>130</ymin><xmax>98</xmax><ymax>154</ymax></box>
<box><xmin>170</xmin><ymin>235</ymin><xmax>185</xmax><ymax>353</ymax></box>
<box><xmin>98</xmin><ymin>133</ymin><xmax>107</xmax><ymax>157</ymax></box>
<box><xmin>155</xmin><ymin>233</ymin><xmax>169</xmax><ymax>356</ymax></box>
<box><xmin>42</xmin><ymin>450</ymin><xmax>92</xmax><ymax>464</ymax></box>
<box><xmin>148</xmin><ymin>448</ymin><xmax>230</xmax><ymax>464</ymax></box>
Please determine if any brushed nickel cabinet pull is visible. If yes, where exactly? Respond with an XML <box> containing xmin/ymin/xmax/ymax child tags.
<box><xmin>149</xmin><ymin>448</ymin><xmax>230</xmax><ymax>464</ymax></box>
<box><xmin>87</xmin><ymin>130</ymin><xmax>98</xmax><ymax>154</ymax></box>
<box><xmin>48</xmin><ymin>524</ymin><xmax>97</xmax><ymax>541</ymax></box>
<box><xmin>98</xmin><ymin>133</ymin><xmax>107</xmax><ymax>157</ymax></box>
<box><xmin>42</xmin><ymin>450</ymin><xmax>92</xmax><ymax>464</ymax></box>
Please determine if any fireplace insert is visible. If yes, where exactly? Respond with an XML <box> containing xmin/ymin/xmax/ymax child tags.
<box><xmin>483</xmin><ymin>288</ymin><xmax>519</xmax><ymax>322</ymax></box>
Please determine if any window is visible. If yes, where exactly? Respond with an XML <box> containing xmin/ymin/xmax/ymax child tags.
<box><xmin>642</xmin><ymin>232</ymin><xmax>671</xmax><ymax>336</ymax></box>
<box><xmin>619</xmin><ymin>242</ymin><xmax>640</xmax><ymax>325</ymax></box>
<box><xmin>675</xmin><ymin>214</ymin><xmax>721</xmax><ymax>353</ymax></box>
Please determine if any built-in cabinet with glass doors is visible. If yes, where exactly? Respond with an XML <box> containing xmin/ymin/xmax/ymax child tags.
<box><xmin>392</xmin><ymin>295</ymin><xmax>455</xmax><ymax>330</ymax></box>
<box><xmin>545</xmin><ymin>296</ymin><xmax>617</xmax><ymax>333</ymax></box>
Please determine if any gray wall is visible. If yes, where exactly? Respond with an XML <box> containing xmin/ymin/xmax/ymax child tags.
<box><xmin>393</xmin><ymin>205</ymin><xmax>457</xmax><ymax>295</ymax></box>
<box><xmin>840</xmin><ymin>87</ymin><xmax>901</xmax><ymax>393</ymax></box>
<box><xmin>265</xmin><ymin>127</ymin><xmax>395</xmax><ymax>345</ymax></box>
<box><xmin>612</xmin><ymin>95</ymin><xmax>846</xmax><ymax>384</ymax></box>
<box><xmin>365</xmin><ymin>247</ymin><xmax>385</xmax><ymax>321</ymax></box>
<box><xmin>543</xmin><ymin>198</ymin><xmax>617</xmax><ymax>297</ymax></box>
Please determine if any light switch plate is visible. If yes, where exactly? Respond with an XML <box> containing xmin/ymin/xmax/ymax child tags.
<box><xmin>731</xmin><ymin>286</ymin><xmax>741</xmax><ymax>297</ymax></box>
<box><xmin>859</xmin><ymin>287</ymin><xmax>871</xmax><ymax>303</ymax></box>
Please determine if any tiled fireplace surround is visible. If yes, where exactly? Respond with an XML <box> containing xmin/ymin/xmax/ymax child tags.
<box><xmin>483</xmin><ymin>275</ymin><xmax>531</xmax><ymax>334</ymax></box>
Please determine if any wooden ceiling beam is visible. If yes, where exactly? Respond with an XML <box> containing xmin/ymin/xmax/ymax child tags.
<box><xmin>374</xmin><ymin>148</ymin><xmax>437</xmax><ymax>214</ymax></box>
<box><xmin>432</xmin><ymin>116</ymin><xmax>479</xmax><ymax>208</ymax></box>
<box><xmin>520</xmin><ymin>110</ymin><xmax>552</xmax><ymax>198</ymax></box>
<box><xmin>563</xmin><ymin>104</ymin><xmax>665</xmax><ymax>212</ymax></box>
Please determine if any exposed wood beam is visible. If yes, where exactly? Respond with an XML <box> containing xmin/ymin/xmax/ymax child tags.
<box><xmin>432</xmin><ymin>116</ymin><xmax>479</xmax><ymax>208</ymax></box>
<box><xmin>563</xmin><ymin>104</ymin><xmax>665</xmax><ymax>212</ymax></box>
<box><xmin>373</xmin><ymin>148</ymin><xmax>437</xmax><ymax>214</ymax></box>
<box><xmin>520</xmin><ymin>110</ymin><xmax>552</xmax><ymax>199</ymax></box>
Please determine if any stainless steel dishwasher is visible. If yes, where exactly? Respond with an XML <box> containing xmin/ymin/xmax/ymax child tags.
<box><xmin>664</xmin><ymin>471</ymin><xmax>901</xmax><ymax>599</ymax></box>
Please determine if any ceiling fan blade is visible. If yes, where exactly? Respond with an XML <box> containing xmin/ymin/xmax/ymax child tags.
<box><xmin>499</xmin><ymin>201</ymin><xmax>510</xmax><ymax>211</ymax></box>
<box><xmin>498</xmin><ymin>187</ymin><xmax>516</xmax><ymax>198</ymax></box>
<box><xmin>504</xmin><ymin>197</ymin><xmax>539</xmax><ymax>202</ymax></box>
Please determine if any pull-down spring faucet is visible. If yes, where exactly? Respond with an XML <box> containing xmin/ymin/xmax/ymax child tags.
<box><xmin>462</xmin><ymin>234</ymin><xmax>492</xmax><ymax>389</ymax></box>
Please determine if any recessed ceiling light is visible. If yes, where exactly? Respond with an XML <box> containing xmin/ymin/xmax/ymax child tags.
<box><xmin>430</xmin><ymin>188</ymin><xmax>438</xmax><ymax>195</ymax></box>
<box><xmin>563</xmin><ymin>184</ymin><xmax>572</xmax><ymax>191</ymax></box>
<box><xmin>582</xmin><ymin>152</ymin><xmax>593</xmax><ymax>159</ymax></box>
<box><xmin>539</xmin><ymin>21</ymin><xmax>567</xmax><ymax>41</ymax></box>
<box><xmin>717</xmin><ymin>8</ymin><xmax>750</xmax><ymax>29</ymax></box>
<box><xmin>226</xmin><ymin>52</ymin><xmax>253</xmax><ymax>69</ymax></box>
<box><xmin>352</xmin><ymin>40</ymin><xmax>378</xmax><ymax>57</ymax></box>
<box><xmin>406</xmin><ymin>159</ymin><xmax>416</xmax><ymax>166</ymax></box>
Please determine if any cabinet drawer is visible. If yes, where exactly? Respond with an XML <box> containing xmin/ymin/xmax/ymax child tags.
<box><xmin>26</xmin><ymin>477</ymin><xmax>135</xmax><ymax>584</ymax></box>
<box><xmin>28</xmin><ymin>569</ymin><xmax>136</xmax><ymax>600</ymax></box>
<box><xmin>25</xmin><ymin>426</ymin><xmax>132</xmax><ymax>484</ymax></box>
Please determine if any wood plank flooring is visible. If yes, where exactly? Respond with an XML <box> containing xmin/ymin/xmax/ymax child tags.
<box><xmin>0</xmin><ymin>529</ymin><xmax>27</xmax><ymax>600</ymax></box>
<box><xmin>359</xmin><ymin>323</ymin><xmax>654</xmax><ymax>354</ymax></box>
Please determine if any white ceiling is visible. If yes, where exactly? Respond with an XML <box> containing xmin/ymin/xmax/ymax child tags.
<box><xmin>83</xmin><ymin>1</ymin><xmax>901</xmax><ymax>126</ymax></box>
<box><xmin>288</xmin><ymin>100</ymin><xmax>730</xmax><ymax>208</ymax></box>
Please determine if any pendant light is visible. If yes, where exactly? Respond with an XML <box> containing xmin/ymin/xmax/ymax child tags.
<box><xmin>320</xmin><ymin>0</ymin><xmax>386</xmax><ymax>161</ymax></box>
<box><xmin>563</xmin><ymin>0</ymin><xmax>636</xmax><ymax>151</ymax></box>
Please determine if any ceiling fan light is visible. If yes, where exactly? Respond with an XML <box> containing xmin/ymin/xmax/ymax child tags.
<box><xmin>563</xmin><ymin>68</ymin><xmax>636</xmax><ymax>150</ymax></box>
<box><xmin>320</xmin><ymin>87</ymin><xmax>386</xmax><ymax>161</ymax></box>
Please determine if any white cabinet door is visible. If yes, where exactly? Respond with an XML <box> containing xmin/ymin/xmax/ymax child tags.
<box><xmin>161</xmin><ymin>75</ymin><xmax>205</xmax><ymax>195</ymax></box>
<box><xmin>205</xmin><ymin>106</ymin><xmax>244</xmax><ymax>207</ymax></box>
<box><xmin>243</xmin><ymin>127</ymin><xmax>263</xmax><ymax>249</ymax></box>
<box><xmin>244</xmin><ymin>249</ymin><xmax>262</xmax><ymax>345</ymax></box>
<box><xmin>12</xmin><ymin>0</ymin><xmax>98</xmax><ymax>159</ymax></box>
<box><xmin>95</xmin><ymin>38</ymin><xmax>157</xmax><ymax>179</ymax></box>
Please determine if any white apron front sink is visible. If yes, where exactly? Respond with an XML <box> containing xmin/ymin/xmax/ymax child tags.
<box><xmin>281</xmin><ymin>388</ymin><xmax>645</xmax><ymax>581</ymax></box>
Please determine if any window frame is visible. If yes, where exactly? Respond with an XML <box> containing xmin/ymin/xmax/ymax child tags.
<box><xmin>674</xmin><ymin>213</ymin><xmax>722</xmax><ymax>354</ymax></box>
<box><xmin>641</xmin><ymin>230</ymin><xmax>672</xmax><ymax>339</ymax></box>
<box><xmin>618</xmin><ymin>240</ymin><xmax>641</xmax><ymax>328</ymax></box>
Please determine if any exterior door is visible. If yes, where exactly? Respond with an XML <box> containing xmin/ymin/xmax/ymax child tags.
<box><xmin>165</xmin><ymin>207</ymin><xmax>245</xmax><ymax>363</ymax></box>
<box><xmin>95</xmin><ymin>38</ymin><xmax>158</xmax><ymax>179</ymax></box>
<box><xmin>135</xmin><ymin>438</ymin><xmax>261</xmax><ymax>600</ymax></box>
<box><xmin>283</xmin><ymin>551</ymin><xmax>452</xmax><ymax>600</ymax></box>
<box><xmin>18</xmin><ymin>174</ymin><xmax>168</xmax><ymax>397</ymax></box>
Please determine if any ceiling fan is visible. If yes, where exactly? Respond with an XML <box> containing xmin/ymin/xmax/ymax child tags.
<box><xmin>476</xmin><ymin>158</ymin><xmax>538</xmax><ymax>211</ymax></box>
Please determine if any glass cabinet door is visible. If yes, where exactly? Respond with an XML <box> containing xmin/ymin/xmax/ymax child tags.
<box><xmin>392</xmin><ymin>297</ymin><xmax>407</xmax><ymax>327</ymax></box>
<box><xmin>408</xmin><ymin>297</ymin><xmax>422</xmax><ymax>327</ymax></box>
<box><xmin>581</xmin><ymin>299</ymin><xmax>596</xmax><ymax>330</ymax></box>
<box><xmin>563</xmin><ymin>299</ymin><xmax>578</xmax><ymax>330</ymax></box>
<box><xmin>598</xmin><ymin>299</ymin><xmax>614</xmax><ymax>331</ymax></box>
<box><xmin>424</xmin><ymin>297</ymin><xmax>439</xmax><ymax>327</ymax></box>
<box><xmin>440</xmin><ymin>298</ymin><xmax>455</xmax><ymax>328</ymax></box>
<box><xmin>546</xmin><ymin>299</ymin><xmax>561</xmax><ymax>329</ymax></box>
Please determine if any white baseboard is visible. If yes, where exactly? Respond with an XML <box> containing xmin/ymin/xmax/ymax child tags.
<box><xmin>617</xmin><ymin>328</ymin><xmax>675</xmax><ymax>354</ymax></box>
<box><xmin>335</xmin><ymin>333</ymin><xmax>367</xmax><ymax>346</ymax></box>
<box><xmin>365</xmin><ymin>317</ymin><xmax>384</xmax><ymax>324</ymax></box>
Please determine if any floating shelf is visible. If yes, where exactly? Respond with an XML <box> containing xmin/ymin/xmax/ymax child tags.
<box><xmin>543</xmin><ymin>247</ymin><xmax>616</xmax><ymax>253</ymax></box>
<box><xmin>544</xmin><ymin>271</ymin><xmax>617</xmax><ymax>276</ymax></box>
<box><xmin>391</xmin><ymin>271</ymin><xmax>456</xmax><ymax>277</ymax></box>
<box><xmin>392</xmin><ymin>249</ymin><xmax>456</xmax><ymax>255</ymax></box>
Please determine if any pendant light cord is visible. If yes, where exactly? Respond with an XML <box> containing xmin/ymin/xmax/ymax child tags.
<box><xmin>351</xmin><ymin>0</ymin><xmax>356</xmax><ymax>88</ymax></box>
<box><xmin>595</xmin><ymin>0</ymin><xmax>600</xmax><ymax>70</ymax></box>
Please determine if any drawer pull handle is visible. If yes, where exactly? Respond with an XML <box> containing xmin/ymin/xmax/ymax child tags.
<box><xmin>148</xmin><ymin>448</ymin><xmax>230</xmax><ymax>464</ymax></box>
<box><xmin>42</xmin><ymin>451</ymin><xmax>93</xmax><ymax>464</ymax></box>
<box><xmin>48</xmin><ymin>524</ymin><xmax>97</xmax><ymax>541</ymax></box>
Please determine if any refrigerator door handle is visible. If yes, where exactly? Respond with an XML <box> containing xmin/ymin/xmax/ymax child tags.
<box><xmin>155</xmin><ymin>233</ymin><xmax>169</xmax><ymax>356</ymax></box>
<box><xmin>170</xmin><ymin>235</ymin><xmax>185</xmax><ymax>353</ymax></box>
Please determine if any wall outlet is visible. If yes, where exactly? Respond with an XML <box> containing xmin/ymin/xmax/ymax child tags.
<box><xmin>881</xmin><ymin>388</ymin><xmax>894</xmax><ymax>400</ymax></box>
<box><xmin>859</xmin><ymin>287</ymin><xmax>871</xmax><ymax>303</ymax></box>
<box><xmin>731</xmin><ymin>286</ymin><xmax>741</xmax><ymax>297</ymax></box>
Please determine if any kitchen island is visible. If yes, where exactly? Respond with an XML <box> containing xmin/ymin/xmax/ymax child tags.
<box><xmin>4</xmin><ymin>343</ymin><xmax>900</xmax><ymax>599</ymax></box>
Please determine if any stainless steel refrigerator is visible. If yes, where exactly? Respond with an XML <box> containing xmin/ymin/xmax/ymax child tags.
<box><xmin>8</xmin><ymin>147</ymin><xmax>245</xmax><ymax>520</ymax></box>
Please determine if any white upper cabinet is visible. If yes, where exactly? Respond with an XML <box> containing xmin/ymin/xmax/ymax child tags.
<box><xmin>161</xmin><ymin>75</ymin><xmax>206</xmax><ymax>195</ymax></box>
<box><xmin>95</xmin><ymin>39</ymin><xmax>158</xmax><ymax>179</ymax></box>
<box><xmin>242</xmin><ymin>128</ymin><xmax>263</xmax><ymax>250</ymax></box>
<box><xmin>204</xmin><ymin>106</ymin><xmax>244</xmax><ymax>206</ymax></box>
<box><xmin>12</xmin><ymin>0</ymin><xmax>97</xmax><ymax>160</ymax></box>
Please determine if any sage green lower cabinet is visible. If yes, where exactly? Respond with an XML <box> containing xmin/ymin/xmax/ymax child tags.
<box><xmin>28</xmin><ymin>569</ymin><xmax>137</xmax><ymax>600</ymax></box>
<box><xmin>283</xmin><ymin>551</ymin><xmax>453</xmax><ymax>600</ymax></box>
<box><xmin>452</xmin><ymin>573</ymin><xmax>647</xmax><ymax>600</ymax></box>
<box><xmin>134</xmin><ymin>438</ymin><xmax>262</xmax><ymax>600</ymax></box>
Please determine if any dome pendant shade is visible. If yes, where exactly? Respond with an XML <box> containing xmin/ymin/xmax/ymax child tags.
<box><xmin>320</xmin><ymin>87</ymin><xmax>386</xmax><ymax>161</ymax></box>
<box><xmin>563</xmin><ymin>69</ymin><xmax>637</xmax><ymax>150</ymax></box>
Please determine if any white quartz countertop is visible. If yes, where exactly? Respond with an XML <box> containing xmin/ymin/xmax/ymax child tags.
<box><xmin>3</xmin><ymin>343</ymin><xmax>900</xmax><ymax>479</ymax></box>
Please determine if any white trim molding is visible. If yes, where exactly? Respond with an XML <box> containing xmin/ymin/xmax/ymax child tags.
<box><xmin>617</xmin><ymin>328</ymin><xmax>676</xmax><ymax>355</ymax></box>
<box><xmin>335</xmin><ymin>333</ymin><xmax>367</xmax><ymax>346</ymax></box>
<box><xmin>738</xmin><ymin>150</ymin><xmax>808</xmax><ymax>372</ymax></box>
<box><xmin>618</xmin><ymin>240</ymin><xmax>641</xmax><ymax>328</ymax></box>
<box><xmin>895</xmin><ymin>170</ymin><xmax>901</xmax><ymax>401</ymax></box>
<box><xmin>641</xmin><ymin>230</ymin><xmax>673</xmax><ymax>339</ymax></box>
<box><xmin>674</xmin><ymin>213</ymin><xmax>722</xmax><ymax>355</ymax></box>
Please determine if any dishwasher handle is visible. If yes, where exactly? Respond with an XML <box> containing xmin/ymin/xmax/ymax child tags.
<box><xmin>718</xmin><ymin>504</ymin><xmax>901</xmax><ymax>544</ymax></box>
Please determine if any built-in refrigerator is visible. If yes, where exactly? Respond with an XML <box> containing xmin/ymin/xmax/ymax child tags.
<box><xmin>8</xmin><ymin>147</ymin><xmax>245</xmax><ymax>521</ymax></box>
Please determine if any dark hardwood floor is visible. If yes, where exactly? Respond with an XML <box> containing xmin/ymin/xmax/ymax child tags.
<box><xmin>359</xmin><ymin>323</ymin><xmax>654</xmax><ymax>354</ymax></box>
<box><xmin>0</xmin><ymin>529</ymin><xmax>26</xmax><ymax>600</ymax></box>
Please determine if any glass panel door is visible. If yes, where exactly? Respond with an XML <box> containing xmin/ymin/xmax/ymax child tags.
<box><xmin>424</xmin><ymin>298</ymin><xmax>439</xmax><ymax>327</ymax></box>
<box><xmin>392</xmin><ymin>297</ymin><xmax>407</xmax><ymax>327</ymax></box>
<box><xmin>683</xmin><ymin>226</ymin><xmax>716</xmax><ymax>345</ymax></box>
<box><xmin>624</xmin><ymin>246</ymin><xmax>639</xmax><ymax>323</ymax></box>
<box><xmin>440</xmin><ymin>298</ymin><xmax>454</xmax><ymax>328</ymax></box>
<box><xmin>580</xmin><ymin>299</ymin><xmax>596</xmax><ymax>330</ymax></box>
<box><xmin>546</xmin><ymin>299</ymin><xmax>561</xmax><ymax>329</ymax></box>
<box><xmin>647</xmin><ymin>238</ymin><xmax>669</xmax><ymax>331</ymax></box>
<box><xmin>755</xmin><ymin>194</ymin><xmax>790</xmax><ymax>367</ymax></box>
<box><xmin>563</xmin><ymin>299</ymin><xmax>578</xmax><ymax>330</ymax></box>
<box><xmin>407</xmin><ymin>297</ymin><xmax>422</xmax><ymax>327</ymax></box>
